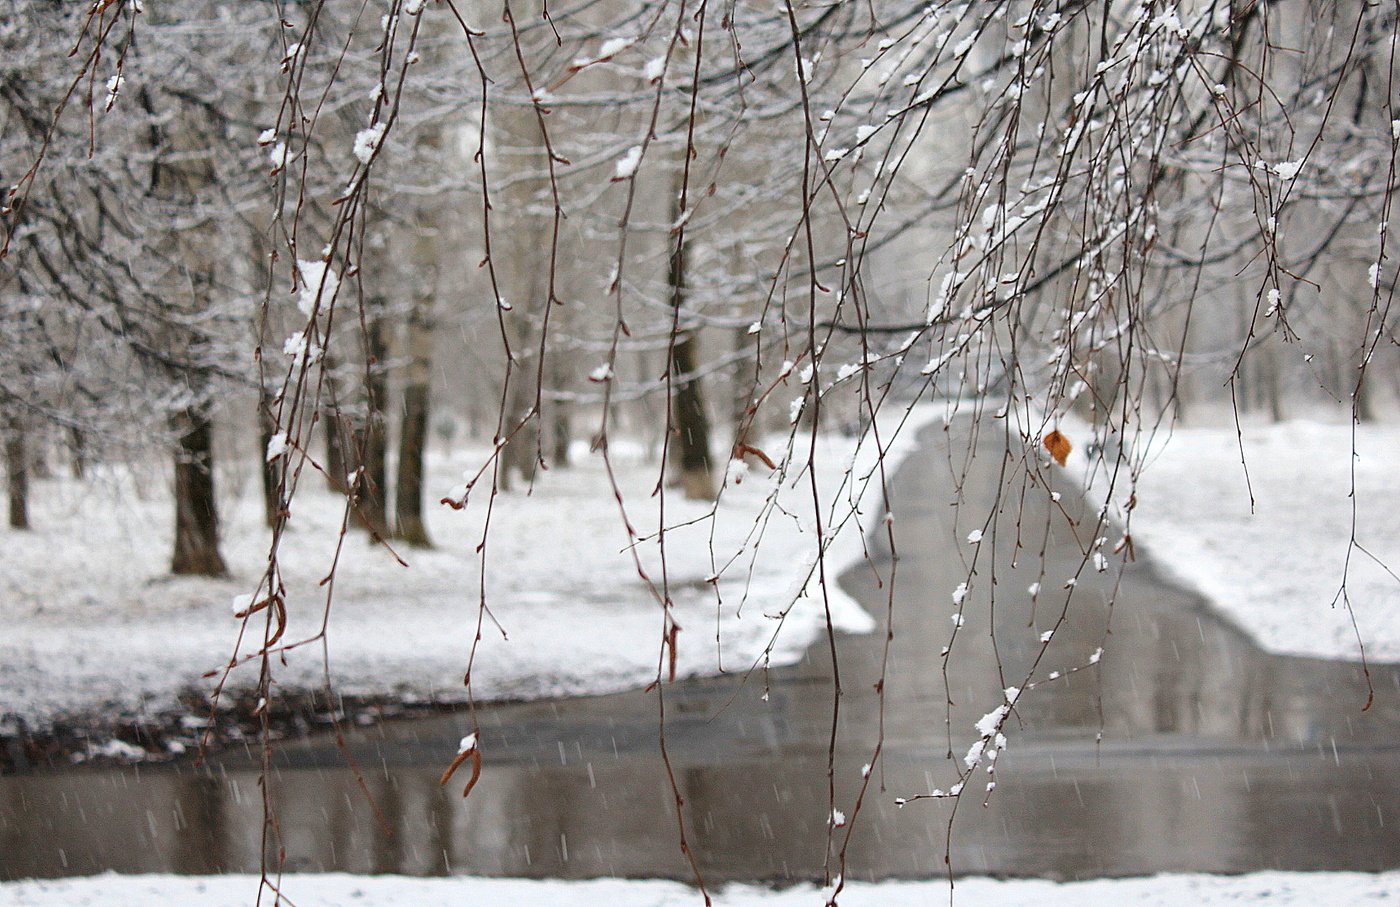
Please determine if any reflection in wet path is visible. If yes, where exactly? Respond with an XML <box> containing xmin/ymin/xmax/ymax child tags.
<box><xmin>5</xmin><ymin>419</ymin><xmax>1400</xmax><ymax>883</ymax></box>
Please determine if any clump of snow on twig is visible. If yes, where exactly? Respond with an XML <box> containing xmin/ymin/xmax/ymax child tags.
<box><xmin>295</xmin><ymin>259</ymin><xmax>339</xmax><ymax>316</ymax></box>
<box><xmin>353</xmin><ymin>122</ymin><xmax>386</xmax><ymax>164</ymax></box>
<box><xmin>613</xmin><ymin>145</ymin><xmax>643</xmax><ymax>179</ymax></box>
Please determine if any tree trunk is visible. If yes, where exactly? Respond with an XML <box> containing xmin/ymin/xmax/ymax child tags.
<box><xmin>394</xmin><ymin>381</ymin><xmax>432</xmax><ymax>546</ymax></box>
<box><xmin>494</xmin><ymin>196</ymin><xmax>545</xmax><ymax>491</ymax></box>
<box><xmin>1261</xmin><ymin>343</ymin><xmax>1285</xmax><ymax>423</ymax></box>
<box><xmin>321</xmin><ymin>352</ymin><xmax>351</xmax><ymax>495</ymax></box>
<box><xmin>730</xmin><ymin>321</ymin><xmax>757</xmax><ymax>451</ymax></box>
<box><xmin>6</xmin><ymin>417</ymin><xmax>29</xmax><ymax>531</ymax></box>
<box><xmin>666</xmin><ymin>223</ymin><xmax>715</xmax><ymax>501</ymax></box>
<box><xmin>139</xmin><ymin>88</ymin><xmax>227</xmax><ymax>576</ymax></box>
<box><xmin>392</xmin><ymin>300</ymin><xmax>434</xmax><ymax>548</ymax></box>
<box><xmin>550</xmin><ymin>399</ymin><xmax>572</xmax><ymax>468</ymax></box>
<box><xmin>390</xmin><ymin>136</ymin><xmax>442</xmax><ymax>546</ymax></box>
<box><xmin>548</xmin><ymin>345</ymin><xmax>572</xmax><ymax>468</ymax></box>
<box><xmin>351</xmin><ymin>412</ymin><xmax>389</xmax><ymax>539</ymax></box>
<box><xmin>352</xmin><ymin>312</ymin><xmax>391</xmax><ymax>540</ymax></box>
<box><xmin>258</xmin><ymin>386</ymin><xmax>281</xmax><ymax>528</ymax></box>
<box><xmin>68</xmin><ymin>426</ymin><xmax>86</xmax><ymax>480</ymax></box>
<box><xmin>324</xmin><ymin>407</ymin><xmax>347</xmax><ymax>492</ymax></box>
<box><xmin>495</xmin><ymin>249</ymin><xmax>541</xmax><ymax>491</ymax></box>
<box><xmin>497</xmin><ymin>356</ymin><xmax>540</xmax><ymax>492</ymax></box>
<box><xmin>170</xmin><ymin>406</ymin><xmax>228</xmax><ymax>577</ymax></box>
<box><xmin>27</xmin><ymin>433</ymin><xmax>51</xmax><ymax>480</ymax></box>
<box><xmin>492</xmin><ymin>103</ymin><xmax>549</xmax><ymax>492</ymax></box>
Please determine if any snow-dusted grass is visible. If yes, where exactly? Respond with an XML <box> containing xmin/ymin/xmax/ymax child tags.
<box><xmin>4</xmin><ymin>870</ymin><xmax>1399</xmax><ymax>906</ymax></box>
<box><xmin>1077</xmin><ymin>417</ymin><xmax>1400</xmax><ymax>663</ymax></box>
<box><xmin>0</xmin><ymin>409</ymin><xmax>933</xmax><ymax>734</ymax></box>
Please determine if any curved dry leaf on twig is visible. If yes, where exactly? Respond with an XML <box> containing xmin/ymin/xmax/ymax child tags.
<box><xmin>1043</xmin><ymin>430</ymin><xmax>1072</xmax><ymax>467</ymax></box>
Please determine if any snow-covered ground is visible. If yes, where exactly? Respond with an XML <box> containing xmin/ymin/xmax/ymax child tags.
<box><xmin>1084</xmin><ymin>417</ymin><xmax>1400</xmax><ymax>663</ymax></box>
<box><xmin>0</xmin><ymin>410</ymin><xmax>921</xmax><ymax>735</ymax></box>
<box><xmin>4</xmin><ymin>869</ymin><xmax>1399</xmax><ymax>906</ymax></box>
<box><xmin>6</xmin><ymin>408</ymin><xmax>1396</xmax><ymax>738</ymax></box>
<box><xmin>6</xmin><ymin>409</ymin><xmax>1400</xmax><ymax>905</ymax></box>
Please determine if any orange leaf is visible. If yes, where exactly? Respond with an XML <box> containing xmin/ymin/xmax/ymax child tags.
<box><xmin>1043</xmin><ymin>430</ymin><xmax>1071</xmax><ymax>466</ymax></box>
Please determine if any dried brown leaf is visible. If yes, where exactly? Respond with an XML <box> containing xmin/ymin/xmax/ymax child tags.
<box><xmin>1043</xmin><ymin>430</ymin><xmax>1072</xmax><ymax>467</ymax></box>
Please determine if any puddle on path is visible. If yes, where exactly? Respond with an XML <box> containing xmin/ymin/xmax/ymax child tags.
<box><xmin>5</xmin><ymin>419</ymin><xmax>1400</xmax><ymax>883</ymax></box>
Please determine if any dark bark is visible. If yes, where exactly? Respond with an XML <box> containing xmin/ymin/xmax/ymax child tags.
<box><xmin>321</xmin><ymin>352</ymin><xmax>351</xmax><ymax>495</ymax></box>
<box><xmin>258</xmin><ymin>387</ymin><xmax>281</xmax><ymax>529</ymax></box>
<box><xmin>68</xmin><ymin>426</ymin><xmax>86</xmax><ymax>480</ymax></box>
<box><xmin>391</xmin><ymin>291</ymin><xmax>434</xmax><ymax>548</ymax></box>
<box><xmin>6</xmin><ymin>418</ymin><xmax>29</xmax><ymax>531</ymax></box>
<box><xmin>497</xmin><ymin>312</ymin><xmax>540</xmax><ymax>492</ymax></box>
<box><xmin>497</xmin><ymin>381</ymin><xmax>539</xmax><ymax>492</ymax></box>
<box><xmin>671</xmin><ymin>331</ymin><xmax>714</xmax><ymax>495</ymax></box>
<box><xmin>666</xmin><ymin>229</ymin><xmax>715</xmax><ymax>501</ymax></box>
<box><xmin>550</xmin><ymin>399</ymin><xmax>572</xmax><ymax>468</ymax></box>
<box><xmin>730</xmin><ymin>322</ymin><xmax>757</xmax><ymax>449</ymax></box>
<box><xmin>391</xmin><ymin>117</ymin><xmax>442</xmax><ymax>544</ymax></box>
<box><xmin>548</xmin><ymin>347</ymin><xmax>571</xmax><ymax>468</ymax></box>
<box><xmin>27</xmin><ymin>434</ymin><xmax>51</xmax><ymax>480</ymax></box>
<box><xmin>354</xmin><ymin>416</ymin><xmax>389</xmax><ymax>539</ymax></box>
<box><xmin>138</xmin><ymin>86</ymin><xmax>227</xmax><ymax>575</ymax></box>
<box><xmin>493</xmin><ymin>129</ymin><xmax>549</xmax><ymax>492</ymax></box>
<box><xmin>1262</xmin><ymin>345</ymin><xmax>1285</xmax><ymax>423</ymax></box>
<box><xmin>393</xmin><ymin>381</ymin><xmax>433</xmax><ymax>548</ymax></box>
<box><xmin>324</xmin><ymin>405</ymin><xmax>348</xmax><ymax>493</ymax></box>
<box><xmin>170</xmin><ymin>406</ymin><xmax>227</xmax><ymax>577</ymax></box>
<box><xmin>352</xmin><ymin>314</ymin><xmax>391</xmax><ymax>540</ymax></box>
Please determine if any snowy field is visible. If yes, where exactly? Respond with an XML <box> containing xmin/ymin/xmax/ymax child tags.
<box><xmin>4</xmin><ymin>870</ymin><xmax>1400</xmax><ymax>906</ymax></box>
<box><xmin>0</xmin><ymin>411</ymin><xmax>916</xmax><ymax>735</ymax></box>
<box><xmin>6</xmin><ymin>409</ymin><xmax>1400</xmax><ymax>905</ymax></box>
<box><xmin>1097</xmin><ymin>418</ymin><xmax>1400</xmax><ymax>662</ymax></box>
<box><xmin>6</xmin><ymin>408</ymin><xmax>1398</xmax><ymax>738</ymax></box>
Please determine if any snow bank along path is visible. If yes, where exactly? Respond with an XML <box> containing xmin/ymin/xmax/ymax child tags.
<box><xmin>1073</xmin><ymin>418</ymin><xmax>1400</xmax><ymax>663</ymax></box>
<box><xmin>3</xmin><ymin>870</ymin><xmax>1398</xmax><ymax>906</ymax></box>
